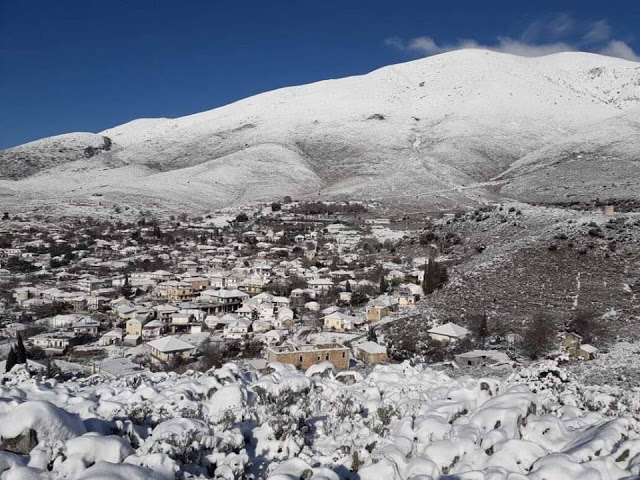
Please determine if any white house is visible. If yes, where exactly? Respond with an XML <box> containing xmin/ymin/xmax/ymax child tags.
<box><xmin>428</xmin><ymin>322</ymin><xmax>470</xmax><ymax>343</ymax></box>
<box><xmin>147</xmin><ymin>336</ymin><xmax>195</xmax><ymax>363</ymax></box>
<box><xmin>223</xmin><ymin>317</ymin><xmax>253</xmax><ymax>340</ymax></box>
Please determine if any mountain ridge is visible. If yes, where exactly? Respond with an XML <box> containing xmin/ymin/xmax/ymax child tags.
<box><xmin>1</xmin><ymin>49</ymin><xmax>639</xmax><ymax>214</ymax></box>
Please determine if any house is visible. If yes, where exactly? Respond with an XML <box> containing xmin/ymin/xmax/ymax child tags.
<box><xmin>308</xmin><ymin>278</ymin><xmax>334</xmax><ymax>292</ymax></box>
<box><xmin>274</xmin><ymin>307</ymin><xmax>295</xmax><ymax>329</ymax></box>
<box><xmin>355</xmin><ymin>341</ymin><xmax>389</xmax><ymax>364</ymax></box>
<box><xmin>156</xmin><ymin>281</ymin><xmax>194</xmax><ymax>302</ymax></box>
<box><xmin>428</xmin><ymin>322</ymin><xmax>470</xmax><ymax>343</ymax></box>
<box><xmin>125</xmin><ymin>318</ymin><xmax>145</xmax><ymax>337</ymax></box>
<box><xmin>142</xmin><ymin>319</ymin><xmax>163</xmax><ymax>339</ymax></box>
<box><xmin>154</xmin><ymin>304</ymin><xmax>181</xmax><ymax>323</ymax></box>
<box><xmin>124</xmin><ymin>334</ymin><xmax>142</xmax><ymax>346</ymax></box>
<box><xmin>577</xmin><ymin>344</ymin><xmax>599</xmax><ymax>360</ymax></box>
<box><xmin>151</xmin><ymin>270</ymin><xmax>173</xmax><ymax>281</ymax></box>
<box><xmin>30</xmin><ymin>332</ymin><xmax>78</xmax><ymax>354</ymax></box>
<box><xmin>324</xmin><ymin>312</ymin><xmax>364</xmax><ymax>331</ymax></box>
<box><xmin>200</xmin><ymin>289</ymin><xmax>249</xmax><ymax>312</ymax></box>
<box><xmin>116</xmin><ymin>305</ymin><xmax>137</xmax><ymax>321</ymax></box>
<box><xmin>182</xmin><ymin>276</ymin><xmax>210</xmax><ymax>292</ymax></box>
<box><xmin>365</xmin><ymin>295</ymin><xmax>399</xmax><ymax>322</ymax></box>
<box><xmin>252</xmin><ymin>319</ymin><xmax>273</xmax><ymax>333</ymax></box>
<box><xmin>266</xmin><ymin>343</ymin><xmax>350</xmax><ymax>370</ymax></box>
<box><xmin>223</xmin><ymin>317</ymin><xmax>253</xmax><ymax>340</ymax></box>
<box><xmin>72</xmin><ymin>318</ymin><xmax>100</xmax><ymax>336</ymax></box>
<box><xmin>454</xmin><ymin>350</ymin><xmax>511</xmax><ymax>367</ymax></box>
<box><xmin>236</xmin><ymin>304</ymin><xmax>254</xmax><ymax>319</ymax></box>
<box><xmin>560</xmin><ymin>332</ymin><xmax>582</xmax><ymax>355</ymax></box>
<box><xmin>396</xmin><ymin>283</ymin><xmax>422</xmax><ymax>307</ymax></box>
<box><xmin>77</xmin><ymin>275</ymin><xmax>106</xmax><ymax>293</ymax></box>
<box><xmin>262</xmin><ymin>329</ymin><xmax>287</xmax><ymax>346</ymax></box>
<box><xmin>3</xmin><ymin>322</ymin><xmax>38</xmax><ymax>340</ymax></box>
<box><xmin>147</xmin><ymin>336</ymin><xmax>195</xmax><ymax>363</ymax></box>
<box><xmin>339</xmin><ymin>291</ymin><xmax>352</xmax><ymax>303</ymax></box>
<box><xmin>169</xmin><ymin>313</ymin><xmax>201</xmax><ymax>334</ymax></box>
<box><xmin>99</xmin><ymin>328</ymin><xmax>123</xmax><ymax>346</ymax></box>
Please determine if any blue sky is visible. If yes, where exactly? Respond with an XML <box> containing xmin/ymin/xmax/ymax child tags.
<box><xmin>1</xmin><ymin>0</ymin><xmax>638</xmax><ymax>149</ymax></box>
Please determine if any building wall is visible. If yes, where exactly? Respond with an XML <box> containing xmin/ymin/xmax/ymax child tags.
<box><xmin>267</xmin><ymin>348</ymin><xmax>349</xmax><ymax>370</ymax></box>
<box><xmin>126</xmin><ymin>321</ymin><xmax>142</xmax><ymax>336</ymax></box>
<box><xmin>366</xmin><ymin>306</ymin><xmax>389</xmax><ymax>323</ymax></box>
<box><xmin>356</xmin><ymin>350</ymin><xmax>388</xmax><ymax>364</ymax></box>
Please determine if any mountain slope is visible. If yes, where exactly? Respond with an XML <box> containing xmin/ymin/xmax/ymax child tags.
<box><xmin>1</xmin><ymin>49</ymin><xmax>639</xmax><ymax>214</ymax></box>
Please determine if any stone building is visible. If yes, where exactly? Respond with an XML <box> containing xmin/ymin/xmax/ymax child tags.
<box><xmin>267</xmin><ymin>343</ymin><xmax>349</xmax><ymax>370</ymax></box>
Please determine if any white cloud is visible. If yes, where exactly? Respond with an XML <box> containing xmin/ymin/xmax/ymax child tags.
<box><xmin>582</xmin><ymin>20</ymin><xmax>611</xmax><ymax>44</ymax></box>
<box><xmin>599</xmin><ymin>40</ymin><xmax>640</xmax><ymax>62</ymax></box>
<box><xmin>407</xmin><ymin>36</ymin><xmax>442</xmax><ymax>55</ymax></box>
<box><xmin>390</xmin><ymin>35</ymin><xmax>574</xmax><ymax>58</ymax></box>
<box><xmin>383</xmin><ymin>36</ymin><xmax>404</xmax><ymax>50</ymax></box>
<box><xmin>385</xmin><ymin>15</ymin><xmax>638</xmax><ymax>62</ymax></box>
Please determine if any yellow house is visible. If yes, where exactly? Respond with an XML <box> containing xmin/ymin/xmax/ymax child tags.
<box><xmin>365</xmin><ymin>295</ymin><xmax>398</xmax><ymax>322</ymax></box>
<box><xmin>126</xmin><ymin>318</ymin><xmax>144</xmax><ymax>337</ymax></box>
<box><xmin>323</xmin><ymin>312</ymin><xmax>364</xmax><ymax>331</ymax></box>
<box><xmin>157</xmin><ymin>281</ymin><xmax>194</xmax><ymax>302</ymax></box>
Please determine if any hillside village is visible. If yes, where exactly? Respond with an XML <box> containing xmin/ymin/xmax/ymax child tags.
<box><xmin>0</xmin><ymin>198</ymin><xmax>627</xmax><ymax>381</ymax></box>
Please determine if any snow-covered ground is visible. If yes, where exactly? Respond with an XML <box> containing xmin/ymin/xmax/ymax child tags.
<box><xmin>2</xmin><ymin>49</ymin><xmax>639</xmax><ymax>213</ymax></box>
<box><xmin>1</xmin><ymin>358</ymin><xmax>640</xmax><ymax>479</ymax></box>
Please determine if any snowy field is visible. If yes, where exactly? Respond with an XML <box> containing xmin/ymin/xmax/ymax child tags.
<box><xmin>1</xmin><ymin>358</ymin><xmax>640</xmax><ymax>479</ymax></box>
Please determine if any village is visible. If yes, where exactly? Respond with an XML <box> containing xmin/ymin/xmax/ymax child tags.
<box><xmin>0</xmin><ymin>199</ymin><xmax>604</xmax><ymax>380</ymax></box>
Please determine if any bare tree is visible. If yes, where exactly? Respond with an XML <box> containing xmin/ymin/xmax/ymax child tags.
<box><xmin>520</xmin><ymin>312</ymin><xmax>558</xmax><ymax>359</ymax></box>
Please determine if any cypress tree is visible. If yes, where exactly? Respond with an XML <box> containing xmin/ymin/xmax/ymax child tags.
<box><xmin>422</xmin><ymin>260</ymin><xmax>436</xmax><ymax>294</ymax></box>
<box><xmin>15</xmin><ymin>333</ymin><xmax>27</xmax><ymax>364</ymax></box>
<box><xmin>121</xmin><ymin>274</ymin><xmax>133</xmax><ymax>298</ymax></box>
<box><xmin>367</xmin><ymin>327</ymin><xmax>378</xmax><ymax>343</ymax></box>
<box><xmin>478</xmin><ymin>311</ymin><xmax>488</xmax><ymax>349</ymax></box>
<box><xmin>5</xmin><ymin>346</ymin><xmax>17</xmax><ymax>373</ymax></box>
<box><xmin>423</xmin><ymin>259</ymin><xmax>449</xmax><ymax>295</ymax></box>
<box><xmin>379</xmin><ymin>275</ymin><xmax>388</xmax><ymax>294</ymax></box>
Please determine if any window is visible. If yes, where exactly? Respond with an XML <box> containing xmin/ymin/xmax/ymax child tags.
<box><xmin>342</xmin><ymin>352</ymin><xmax>346</xmax><ymax>358</ymax></box>
<box><xmin>299</xmin><ymin>355</ymin><xmax>303</xmax><ymax>363</ymax></box>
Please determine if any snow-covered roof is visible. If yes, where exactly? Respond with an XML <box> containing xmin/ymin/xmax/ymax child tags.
<box><xmin>356</xmin><ymin>341</ymin><xmax>387</xmax><ymax>355</ymax></box>
<box><xmin>147</xmin><ymin>336</ymin><xmax>195</xmax><ymax>353</ymax></box>
<box><xmin>428</xmin><ymin>322</ymin><xmax>470</xmax><ymax>338</ymax></box>
<box><xmin>579</xmin><ymin>344</ymin><xmax>599</xmax><ymax>353</ymax></box>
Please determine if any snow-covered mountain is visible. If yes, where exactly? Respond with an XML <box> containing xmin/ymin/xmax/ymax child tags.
<box><xmin>1</xmin><ymin>49</ymin><xmax>639</xmax><ymax>214</ymax></box>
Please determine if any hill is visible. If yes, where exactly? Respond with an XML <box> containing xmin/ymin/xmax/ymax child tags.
<box><xmin>1</xmin><ymin>49</ymin><xmax>639</xmax><ymax>215</ymax></box>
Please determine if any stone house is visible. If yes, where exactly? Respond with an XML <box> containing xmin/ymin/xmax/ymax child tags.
<box><xmin>365</xmin><ymin>295</ymin><xmax>399</xmax><ymax>323</ymax></box>
<box><xmin>267</xmin><ymin>343</ymin><xmax>350</xmax><ymax>370</ymax></box>
<box><xmin>354</xmin><ymin>341</ymin><xmax>389</xmax><ymax>364</ymax></box>
<box><xmin>577</xmin><ymin>344</ymin><xmax>599</xmax><ymax>360</ymax></box>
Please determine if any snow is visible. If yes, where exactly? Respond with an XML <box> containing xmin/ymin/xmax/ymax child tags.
<box><xmin>2</xmin><ymin>49</ymin><xmax>639</xmax><ymax>213</ymax></box>
<box><xmin>146</xmin><ymin>336</ymin><xmax>195</xmax><ymax>353</ymax></box>
<box><xmin>0</xmin><ymin>354</ymin><xmax>639</xmax><ymax>478</ymax></box>
<box><xmin>0</xmin><ymin>400</ymin><xmax>86</xmax><ymax>445</ymax></box>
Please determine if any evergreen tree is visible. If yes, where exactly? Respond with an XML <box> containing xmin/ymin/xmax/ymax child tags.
<box><xmin>379</xmin><ymin>275</ymin><xmax>388</xmax><ymax>294</ymax></box>
<box><xmin>5</xmin><ymin>346</ymin><xmax>17</xmax><ymax>373</ymax></box>
<box><xmin>15</xmin><ymin>333</ymin><xmax>27</xmax><ymax>364</ymax></box>
<box><xmin>422</xmin><ymin>259</ymin><xmax>449</xmax><ymax>295</ymax></box>
<box><xmin>367</xmin><ymin>327</ymin><xmax>378</xmax><ymax>343</ymax></box>
<box><xmin>422</xmin><ymin>260</ymin><xmax>437</xmax><ymax>294</ymax></box>
<box><xmin>470</xmin><ymin>311</ymin><xmax>489</xmax><ymax>348</ymax></box>
<box><xmin>345</xmin><ymin>281</ymin><xmax>352</xmax><ymax>293</ymax></box>
<box><xmin>121</xmin><ymin>274</ymin><xmax>133</xmax><ymax>298</ymax></box>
